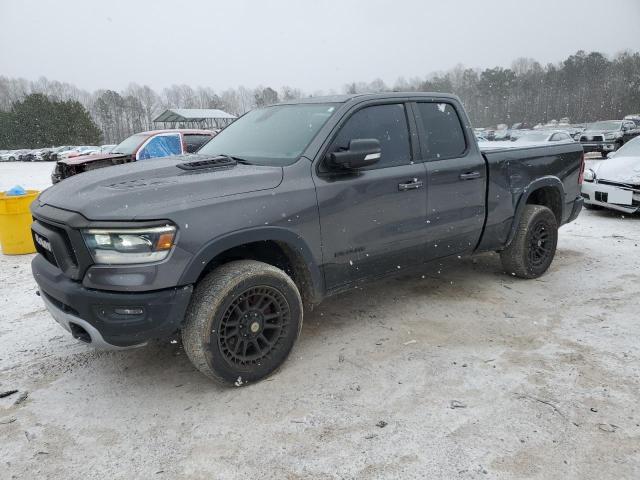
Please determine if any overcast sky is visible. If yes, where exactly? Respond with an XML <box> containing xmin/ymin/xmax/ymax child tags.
<box><xmin>1</xmin><ymin>0</ymin><xmax>639</xmax><ymax>93</ymax></box>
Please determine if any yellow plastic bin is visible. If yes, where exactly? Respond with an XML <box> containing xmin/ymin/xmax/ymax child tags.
<box><xmin>0</xmin><ymin>190</ymin><xmax>39</xmax><ymax>255</ymax></box>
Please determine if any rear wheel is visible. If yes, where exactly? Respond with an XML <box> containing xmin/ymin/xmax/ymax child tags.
<box><xmin>182</xmin><ymin>260</ymin><xmax>303</xmax><ymax>386</ymax></box>
<box><xmin>500</xmin><ymin>205</ymin><xmax>558</xmax><ymax>279</ymax></box>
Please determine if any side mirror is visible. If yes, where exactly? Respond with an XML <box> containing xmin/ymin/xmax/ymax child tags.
<box><xmin>328</xmin><ymin>139</ymin><xmax>381</xmax><ymax>170</ymax></box>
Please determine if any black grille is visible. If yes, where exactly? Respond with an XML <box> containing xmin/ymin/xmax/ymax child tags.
<box><xmin>580</xmin><ymin>135</ymin><xmax>603</xmax><ymax>142</ymax></box>
<box><xmin>32</xmin><ymin>231</ymin><xmax>58</xmax><ymax>267</ymax></box>
<box><xmin>33</xmin><ymin>219</ymin><xmax>79</xmax><ymax>268</ymax></box>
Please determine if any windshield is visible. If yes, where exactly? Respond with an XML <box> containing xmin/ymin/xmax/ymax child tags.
<box><xmin>614</xmin><ymin>136</ymin><xmax>640</xmax><ymax>157</ymax></box>
<box><xmin>517</xmin><ymin>133</ymin><xmax>549</xmax><ymax>142</ymax></box>
<box><xmin>198</xmin><ymin>103</ymin><xmax>337</xmax><ymax>165</ymax></box>
<box><xmin>586</xmin><ymin>121</ymin><xmax>622</xmax><ymax>131</ymax></box>
<box><xmin>112</xmin><ymin>134</ymin><xmax>148</xmax><ymax>155</ymax></box>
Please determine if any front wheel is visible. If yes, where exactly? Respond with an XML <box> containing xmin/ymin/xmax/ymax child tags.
<box><xmin>500</xmin><ymin>205</ymin><xmax>558</xmax><ymax>279</ymax></box>
<box><xmin>182</xmin><ymin>260</ymin><xmax>303</xmax><ymax>386</ymax></box>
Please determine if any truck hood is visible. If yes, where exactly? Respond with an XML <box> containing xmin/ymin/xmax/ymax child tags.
<box><xmin>60</xmin><ymin>152</ymin><xmax>127</xmax><ymax>165</ymax></box>
<box><xmin>592</xmin><ymin>154</ymin><xmax>640</xmax><ymax>185</ymax></box>
<box><xmin>582</xmin><ymin>129</ymin><xmax>619</xmax><ymax>136</ymax></box>
<box><xmin>37</xmin><ymin>154</ymin><xmax>284</xmax><ymax>220</ymax></box>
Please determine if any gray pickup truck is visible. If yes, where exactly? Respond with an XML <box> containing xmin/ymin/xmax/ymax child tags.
<box><xmin>30</xmin><ymin>93</ymin><xmax>584</xmax><ymax>385</ymax></box>
<box><xmin>579</xmin><ymin>119</ymin><xmax>640</xmax><ymax>157</ymax></box>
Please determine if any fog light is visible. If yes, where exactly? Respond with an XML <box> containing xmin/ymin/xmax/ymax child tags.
<box><xmin>114</xmin><ymin>307</ymin><xmax>144</xmax><ymax>315</ymax></box>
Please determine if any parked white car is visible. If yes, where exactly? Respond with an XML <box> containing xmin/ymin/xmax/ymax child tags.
<box><xmin>582</xmin><ymin>136</ymin><xmax>640</xmax><ymax>213</ymax></box>
<box><xmin>0</xmin><ymin>150</ymin><xmax>19</xmax><ymax>162</ymax></box>
<box><xmin>514</xmin><ymin>130</ymin><xmax>575</xmax><ymax>143</ymax></box>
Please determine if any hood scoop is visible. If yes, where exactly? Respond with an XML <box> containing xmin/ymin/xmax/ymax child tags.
<box><xmin>177</xmin><ymin>156</ymin><xmax>237</xmax><ymax>171</ymax></box>
<box><xmin>106</xmin><ymin>177</ymin><xmax>179</xmax><ymax>190</ymax></box>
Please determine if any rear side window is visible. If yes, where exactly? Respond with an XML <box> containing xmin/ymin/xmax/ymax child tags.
<box><xmin>184</xmin><ymin>134</ymin><xmax>212</xmax><ymax>153</ymax></box>
<box><xmin>329</xmin><ymin>104</ymin><xmax>411</xmax><ymax>169</ymax></box>
<box><xmin>416</xmin><ymin>102</ymin><xmax>466</xmax><ymax>160</ymax></box>
<box><xmin>551</xmin><ymin>132</ymin><xmax>569</xmax><ymax>141</ymax></box>
<box><xmin>137</xmin><ymin>134</ymin><xmax>182</xmax><ymax>160</ymax></box>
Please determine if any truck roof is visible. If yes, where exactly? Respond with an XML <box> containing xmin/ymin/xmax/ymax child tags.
<box><xmin>135</xmin><ymin>128</ymin><xmax>217</xmax><ymax>136</ymax></box>
<box><xmin>276</xmin><ymin>92</ymin><xmax>459</xmax><ymax>105</ymax></box>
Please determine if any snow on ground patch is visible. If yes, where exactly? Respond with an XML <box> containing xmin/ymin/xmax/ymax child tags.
<box><xmin>0</xmin><ymin>162</ymin><xmax>55</xmax><ymax>193</ymax></box>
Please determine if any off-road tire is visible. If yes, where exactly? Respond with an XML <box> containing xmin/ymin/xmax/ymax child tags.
<box><xmin>500</xmin><ymin>205</ymin><xmax>558</xmax><ymax>279</ymax></box>
<box><xmin>182</xmin><ymin>260</ymin><xmax>303</xmax><ymax>386</ymax></box>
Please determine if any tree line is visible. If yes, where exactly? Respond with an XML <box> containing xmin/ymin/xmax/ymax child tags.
<box><xmin>1</xmin><ymin>49</ymin><xmax>639</xmax><ymax>148</ymax></box>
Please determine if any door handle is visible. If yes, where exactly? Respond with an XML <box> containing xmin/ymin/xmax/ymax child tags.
<box><xmin>398</xmin><ymin>179</ymin><xmax>423</xmax><ymax>191</ymax></box>
<box><xmin>459</xmin><ymin>171</ymin><xmax>481</xmax><ymax>180</ymax></box>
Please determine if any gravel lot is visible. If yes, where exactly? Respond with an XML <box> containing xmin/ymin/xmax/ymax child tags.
<box><xmin>1</xmin><ymin>161</ymin><xmax>639</xmax><ymax>479</ymax></box>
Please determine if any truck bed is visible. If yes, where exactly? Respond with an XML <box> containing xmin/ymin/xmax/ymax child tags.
<box><xmin>477</xmin><ymin>141</ymin><xmax>584</xmax><ymax>251</ymax></box>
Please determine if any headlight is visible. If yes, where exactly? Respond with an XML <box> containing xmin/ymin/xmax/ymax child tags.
<box><xmin>583</xmin><ymin>169</ymin><xmax>596</xmax><ymax>182</ymax></box>
<box><xmin>82</xmin><ymin>225</ymin><xmax>176</xmax><ymax>265</ymax></box>
<box><xmin>604</xmin><ymin>132</ymin><xmax>622</xmax><ymax>140</ymax></box>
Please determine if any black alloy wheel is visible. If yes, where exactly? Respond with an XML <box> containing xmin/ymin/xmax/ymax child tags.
<box><xmin>218</xmin><ymin>286</ymin><xmax>291</xmax><ymax>367</ymax></box>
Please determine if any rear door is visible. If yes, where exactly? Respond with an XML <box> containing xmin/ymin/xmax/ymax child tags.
<box><xmin>412</xmin><ymin>100</ymin><xmax>486</xmax><ymax>260</ymax></box>
<box><xmin>314</xmin><ymin>102</ymin><xmax>428</xmax><ymax>289</ymax></box>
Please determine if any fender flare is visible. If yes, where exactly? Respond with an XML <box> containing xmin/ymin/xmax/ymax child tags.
<box><xmin>179</xmin><ymin>226</ymin><xmax>324</xmax><ymax>302</ymax></box>
<box><xmin>505</xmin><ymin>176</ymin><xmax>565</xmax><ymax>247</ymax></box>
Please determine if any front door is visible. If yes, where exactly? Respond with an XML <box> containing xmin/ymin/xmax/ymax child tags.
<box><xmin>313</xmin><ymin>103</ymin><xmax>428</xmax><ymax>290</ymax></box>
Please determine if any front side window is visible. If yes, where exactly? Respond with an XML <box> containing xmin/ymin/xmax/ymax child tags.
<box><xmin>137</xmin><ymin>134</ymin><xmax>182</xmax><ymax>160</ymax></box>
<box><xmin>328</xmin><ymin>104</ymin><xmax>411</xmax><ymax>169</ymax></box>
<box><xmin>550</xmin><ymin>133</ymin><xmax>568</xmax><ymax>141</ymax></box>
<box><xmin>416</xmin><ymin>102</ymin><xmax>466</xmax><ymax>160</ymax></box>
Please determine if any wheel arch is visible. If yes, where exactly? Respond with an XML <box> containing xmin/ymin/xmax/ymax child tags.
<box><xmin>506</xmin><ymin>176</ymin><xmax>564</xmax><ymax>248</ymax></box>
<box><xmin>179</xmin><ymin>227</ymin><xmax>324</xmax><ymax>307</ymax></box>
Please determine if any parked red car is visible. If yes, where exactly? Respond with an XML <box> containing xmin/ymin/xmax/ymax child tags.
<box><xmin>51</xmin><ymin>129</ymin><xmax>216</xmax><ymax>183</ymax></box>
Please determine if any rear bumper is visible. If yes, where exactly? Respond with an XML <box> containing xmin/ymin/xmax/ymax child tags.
<box><xmin>32</xmin><ymin>254</ymin><xmax>193</xmax><ymax>348</ymax></box>
<box><xmin>580</xmin><ymin>142</ymin><xmax>618</xmax><ymax>153</ymax></box>
<box><xmin>566</xmin><ymin>196</ymin><xmax>583</xmax><ymax>223</ymax></box>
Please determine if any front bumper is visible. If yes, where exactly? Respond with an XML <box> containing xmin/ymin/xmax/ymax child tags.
<box><xmin>32</xmin><ymin>254</ymin><xmax>193</xmax><ymax>348</ymax></box>
<box><xmin>581</xmin><ymin>181</ymin><xmax>640</xmax><ymax>214</ymax></box>
<box><xmin>580</xmin><ymin>141</ymin><xmax>618</xmax><ymax>154</ymax></box>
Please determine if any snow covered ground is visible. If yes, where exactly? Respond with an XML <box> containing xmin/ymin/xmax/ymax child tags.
<box><xmin>1</xmin><ymin>161</ymin><xmax>639</xmax><ymax>479</ymax></box>
<box><xmin>0</xmin><ymin>161</ymin><xmax>55</xmax><ymax>192</ymax></box>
